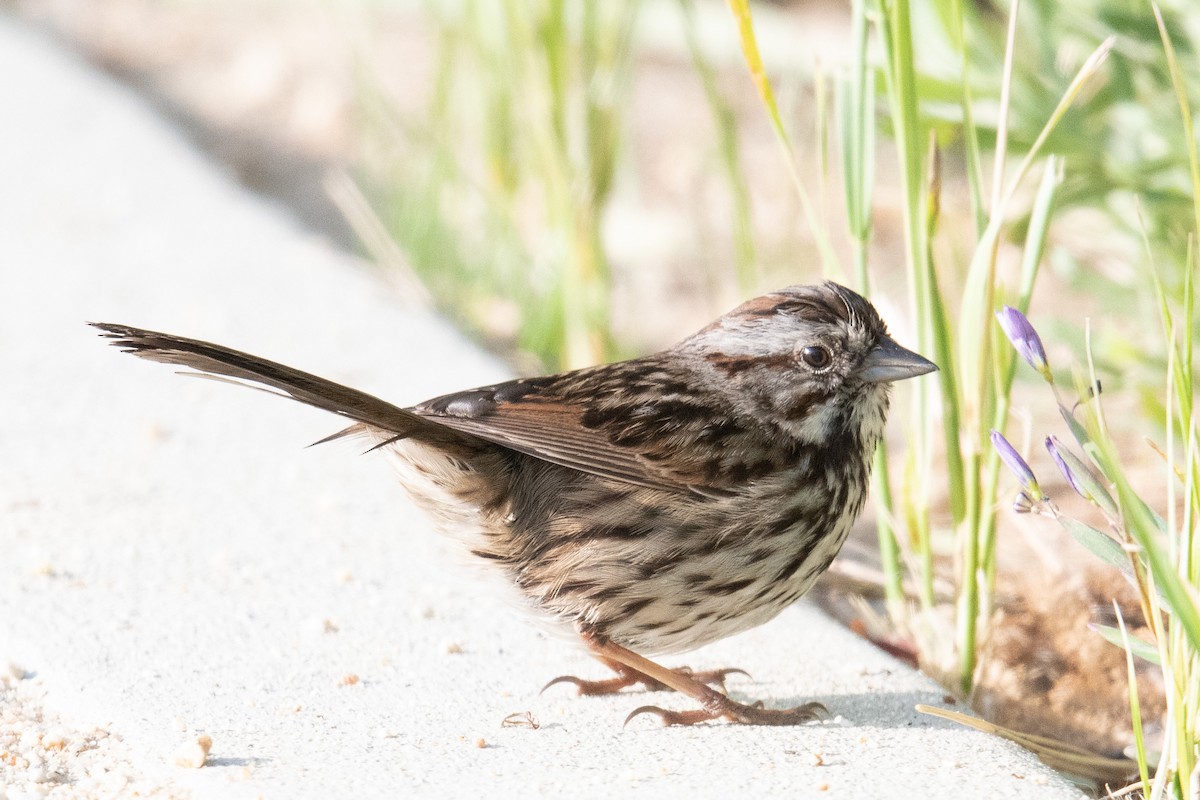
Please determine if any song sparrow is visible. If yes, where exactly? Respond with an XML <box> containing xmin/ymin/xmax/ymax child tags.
<box><xmin>93</xmin><ymin>281</ymin><xmax>935</xmax><ymax>726</ymax></box>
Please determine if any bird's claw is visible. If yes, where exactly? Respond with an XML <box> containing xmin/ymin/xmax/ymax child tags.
<box><xmin>623</xmin><ymin>704</ymin><xmax>719</xmax><ymax>727</ymax></box>
<box><xmin>541</xmin><ymin>665</ymin><xmax>748</xmax><ymax>696</ymax></box>
<box><xmin>541</xmin><ymin>672</ymin><xmax>662</xmax><ymax>695</ymax></box>
<box><xmin>683</xmin><ymin>667</ymin><xmax>751</xmax><ymax>690</ymax></box>
<box><xmin>623</xmin><ymin>699</ymin><xmax>829</xmax><ymax>727</ymax></box>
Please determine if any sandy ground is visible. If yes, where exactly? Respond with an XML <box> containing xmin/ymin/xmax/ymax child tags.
<box><xmin>1</xmin><ymin>664</ymin><xmax>191</xmax><ymax>799</ymax></box>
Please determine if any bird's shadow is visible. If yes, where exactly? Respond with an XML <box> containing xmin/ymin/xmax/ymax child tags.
<box><xmin>615</xmin><ymin>687</ymin><xmax>968</xmax><ymax>733</ymax></box>
<box><xmin>760</xmin><ymin>689</ymin><xmax>967</xmax><ymax>730</ymax></box>
<box><xmin>205</xmin><ymin>756</ymin><xmax>272</xmax><ymax>769</ymax></box>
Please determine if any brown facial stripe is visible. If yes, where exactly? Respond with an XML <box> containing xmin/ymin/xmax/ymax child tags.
<box><xmin>733</xmin><ymin>294</ymin><xmax>789</xmax><ymax>318</ymax></box>
<box><xmin>704</xmin><ymin>352</ymin><xmax>792</xmax><ymax>377</ymax></box>
<box><xmin>695</xmin><ymin>293</ymin><xmax>785</xmax><ymax>334</ymax></box>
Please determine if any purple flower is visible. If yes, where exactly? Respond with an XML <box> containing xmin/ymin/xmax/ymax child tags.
<box><xmin>1045</xmin><ymin>435</ymin><xmax>1117</xmax><ymax>515</ymax></box>
<box><xmin>996</xmin><ymin>306</ymin><xmax>1050</xmax><ymax>378</ymax></box>
<box><xmin>1045</xmin><ymin>435</ymin><xmax>1084</xmax><ymax>496</ymax></box>
<box><xmin>991</xmin><ymin>430</ymin><xmax>1043</xmax><ymax>500</ymax></box>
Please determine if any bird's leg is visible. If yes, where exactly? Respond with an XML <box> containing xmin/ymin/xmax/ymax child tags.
<box><xmin>542</xmin><ymin>656</ymin><xmax>747</xmax><ymax>697</ymax></box>
<box><xmin>581</xmin><ymin>634</ymin><xmax>827</xmax><ymax>727</ymax></box>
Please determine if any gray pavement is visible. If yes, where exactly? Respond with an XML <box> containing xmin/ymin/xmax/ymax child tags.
<box><xmin>0</xmin><ymin>14</ymin><xmax>1086</xmax><ymax>799</ymax></box>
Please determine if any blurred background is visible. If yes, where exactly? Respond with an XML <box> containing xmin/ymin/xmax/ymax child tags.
<box><xmin>12</xmin><ymin>1</ymin><xmax>1193</xmax><ymax>372</ymax></box>
<box><xmin>11</xmin><ymin>0</ymin><xmax>1200</xmax><ymax>793</ymax></box>
<box><xmin>9</xmin><ymin>0</ymin><xmax>880</xmax><ymax>371</ymax></box>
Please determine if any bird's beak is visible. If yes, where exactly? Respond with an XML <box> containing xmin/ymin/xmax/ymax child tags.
<box><xmin>858</xmin><ymin>337</ymin><xmax>938</xmax><ymax>384</ymax></box>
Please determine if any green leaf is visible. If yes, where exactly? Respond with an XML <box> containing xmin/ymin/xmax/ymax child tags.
<box><xmin>1110</xmin><ymin>447</ymin><xmax>1200</xmax><ymax>652</ymax></box>
<box><xmin>1058</xmin><ymin>517</ymin><xmax>1131</xmax><ymax>577</ymax></box>
<box><xmin>1091</xmin><ymin>623</ymin><xmax>1161</xmax><ymax>665</ymax></box>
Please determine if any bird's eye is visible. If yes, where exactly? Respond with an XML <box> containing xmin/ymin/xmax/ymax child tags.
<box><xmin>800</xmin><ymin>345</ymin><xmax>832</xmax><ymax>370</ymax></box>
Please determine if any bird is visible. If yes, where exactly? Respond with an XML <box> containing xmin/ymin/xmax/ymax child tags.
<box><xmin>92</xmin><ymin>281</ymin><xmax>936</xmax><ymax>726</ymax></box>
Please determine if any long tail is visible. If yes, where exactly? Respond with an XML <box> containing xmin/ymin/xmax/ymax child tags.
<box><xmin>90</xmin><ymin>322</ymin><xmax>470</xmax><ymax>449</ymax></box>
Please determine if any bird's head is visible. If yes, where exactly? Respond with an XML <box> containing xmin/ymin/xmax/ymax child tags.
<box><xmin>679</xmin><ymin>282</ymin><xmax>937</xmax><ymax>443</ymax></box>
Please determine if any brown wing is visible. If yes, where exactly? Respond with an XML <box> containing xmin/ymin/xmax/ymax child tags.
<box><xmin>411</xmin><ymin>368</ymin><xmax>773</xmax><ymax>496</ymax></box>
<box><xmin>415</xmin><ymin>396</ymin><xmax>683</xmax><ymax>491</ymax></box>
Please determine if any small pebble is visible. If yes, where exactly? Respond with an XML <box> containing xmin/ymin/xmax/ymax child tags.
<box><xmin>39</xmin><ymin>730</ymin><xmax>66</xmax><ymax>751</ymax></box>
<box><xmin>172</xmin><ymin>734</ymin><xmax>212</xmax><ymax>769</ymax></box>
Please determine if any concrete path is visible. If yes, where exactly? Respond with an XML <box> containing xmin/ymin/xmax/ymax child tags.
<box><xmin>0</xmin><ymin>14</ymin><xmax>1086</xmax><ymax>799</ymax></box>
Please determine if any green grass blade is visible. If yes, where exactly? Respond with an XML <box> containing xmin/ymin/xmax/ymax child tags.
<box><xmin>1114</xmin><ymin>605</ymin><xmax>1153</xmax><ymax>793</ymax></box>
<box><xmin>724</xmin><ymin>0</ymin><xmax>840</xmax><ymax>277</ymax></box>
<box><xmin>680</xmin><ymin>0</ymin><xmax>758</xmax><ymax>293</ymax></box>
<box><xmin>1092</xmin><ymin>622</ymin><xmax>1160</xmax><ymax>666</ymax></box>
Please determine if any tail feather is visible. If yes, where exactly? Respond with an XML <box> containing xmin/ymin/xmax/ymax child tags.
<box><xmin>90</xmin><ymin>322</ymin><xmax>469</xmax><ymax>449</ymax></box>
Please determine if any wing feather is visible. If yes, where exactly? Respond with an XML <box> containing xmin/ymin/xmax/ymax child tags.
<box><xmin>409</xmin><ymin>366</ymin><xmax>772</xmax><ymax>496</ymax></box>
<box><xmin>414</xmin><ymin>400</ymin><xmax>685</xmax><ymax>492</ymax></box>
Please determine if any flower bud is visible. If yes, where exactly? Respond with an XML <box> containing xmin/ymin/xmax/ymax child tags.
<box><xmin>991</xmin><ymin>430</ymin><xmax>1043</xmax><ymax>501</ymax></box>
<box><xmin>996</xmin><ymin>306</ymin><xmax>1050</xmax><ymax>380</ymax></box>
<box><xmin>1045</xmin><ymin>435</ymin><xmax>1117</xmax><ymax>516</ymax></box>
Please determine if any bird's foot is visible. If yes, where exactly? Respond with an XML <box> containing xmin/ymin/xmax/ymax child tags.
<box><xmin>542</xmin><ymin>665</ymin><xmax>747</xmax><ymax>696</ymax></box>
<box><xmin>577</xmin><ymin>634</ymin><xmax>826</xmax><ymax>727</ymax></box>
<box><xmin>625</xmin><ymin>698</ymin><xmax>828</xmax><ymax>727</ymax></box>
